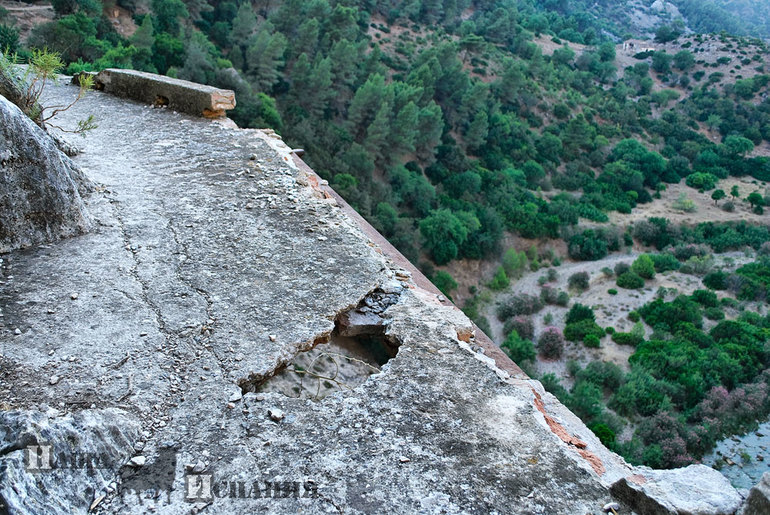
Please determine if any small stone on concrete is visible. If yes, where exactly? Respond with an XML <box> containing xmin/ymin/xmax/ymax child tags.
<box><xmin>129</xmin><ymin>456</ymin><xmax>146</xmax><ymax>467</ymax></box>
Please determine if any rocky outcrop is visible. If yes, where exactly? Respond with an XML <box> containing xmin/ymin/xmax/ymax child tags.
<box><xmin>742</xmin><ymin>472</ymin><xmax>770</xmax><ymax>515</ymax></box>
<box><xmin>610</xmin><ymin>464</ymin><xmax>743</xmax><ymax>514</ymax></box>
<box><xmin>0</xmin><ymin>409</ymin><xmax>140</xmax><ymax>514</ymax></box>
<box><xmin>0</xmin><ymin>94</ymin><xmax>92</xmax><ymax>253</ymax></box>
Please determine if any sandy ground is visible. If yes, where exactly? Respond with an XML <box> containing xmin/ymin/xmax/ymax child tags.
<box><xmin>479</xmin><ymin>251</ymin><xmax>754</xmax><ymax>381</ymax></box>
<box><xmin>608</xmin><ymin>176</ymin><xmax>770</xmax><ymax>227</ymax></box>
<box><xmin>532</xmin><ymin>34</ymin><xmax>587</xmax><ymax>57</ymax></box>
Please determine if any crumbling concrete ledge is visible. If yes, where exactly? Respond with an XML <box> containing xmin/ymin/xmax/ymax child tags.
<box><xmin>0</xmin><ymin>80</ymin><xmax>747</xmax><ymax>515</ymax></box>
<box><xmin>94</xmin><ymin>69</ymin><xmax>235</xmax><ymax>118</ymax></box>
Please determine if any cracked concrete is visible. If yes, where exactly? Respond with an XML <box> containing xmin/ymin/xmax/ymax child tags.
<box><xmin>0</xmin><ymin>81</ymin><xmax>743</xmax><ymax>514</ymax></box>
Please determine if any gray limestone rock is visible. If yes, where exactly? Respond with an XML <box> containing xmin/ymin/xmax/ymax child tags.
<box><xmin>610</xmin><ymin>464</ymin><xmax>743</xmax><ymax>514</ymax></box>
<box><xmin>741</xmin><ymin>472</ymin><xmax>770</xmax><ymax>515</ymax></box>
<box><xmin>0</xmin><ymin>94</ymin><xmax>92</xmax><ymax>253</ymax></box>
<box><xmin>0</xmin><ymin>409</ymin><xmax>140</xmax><ymax>513</ymax></box>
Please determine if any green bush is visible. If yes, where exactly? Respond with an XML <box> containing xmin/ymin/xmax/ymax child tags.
<box><xmin>565</xmin><ymin>319</ymin><xmax>604</xmax><ymax>342</ymax></box>
<box><xmin>614</xmin><ymin>262</ymin><xmax>631</xmax><ymax>276</ymax></box>
<box><xmin>617</xmin><ymin>271</ymin><xmax>645</xmax><ymax>289</ymax></box>
<box><xmin>591</xmin><ymin>423</ymin><xmax>616</xmax><ymax>448</ymax></box>
<box><xmin>608</xmin><ymin>288</ymin><xmax>618</xmax><ymax>295</ymax></box>
<box><xmin>488</xmin><ymin>266</ymin><xmax>510</xmax><ymax>291</ymax></box>
<box><xmin>504</xmin><ymin>317</ymin><xmax>534</xmax><ymax>340</ymax></box>
<box><xmin>0</xmin><ymin>24</ymin><xmax>19</xmax><ymax>54</ymax></box>
<box><xmin>538</xmin><ymin>327</ymin><xmax>565</xmax><ymax>359</ymax></box>
<box><xmin>566</xmin><ymin>303</ymin><xmax>595</xmax><ymax>324</ymax></box>
<box><xmin>638</xmin><ymin>295</ymin><xmax>703</xmax><ymax>332</ymax></box>
<box><xmin>503</xmin><ymin>249</ymin><xmax>528</xmax><ymax>278</ymax></box>
<box><xmin>691</xmin><ymin>289</ymin><xmax>718</xmax><ymax>307</ymax></box>
<box><xmin>651</xmin><ymin>253</ymin><xmax>680</xmax><ymax>272</ymax></box>
<box><xmin>584</xmin><ymin>333</ymin><xmax>601</xmax><ymax>347</ymax></box>
<box><xmin>632</xmin><ymin>254</ymin><xmax>656</xmax><ymax>280</ymax></box>
<box><xmin>432</xmin><ymin>271</ymin><xmax>458</xmax><ymax>298</ymax></box>
<box><xmin>496</xmin><ymin>294</ymin><xmax>543</xmax><ymax>320</ymax></box>
<box><xmin>568</xmin><ymin>229</ymin><xmax>610</xmax><ymax>261</ymax></box>
<box><xmin>501</xmin><ymin>330</ymin><xmax>536</xmax><ymax>364</ymax></box>
<box><xmin>568</xmin><ymin>271</ymin><xmax>590</xmax><ymax>291</ymax></box>
<box><xmin>685</xmin><ymin>172</ymin><xmax>718</xmax><ymax>191</ymax></box>
<box><xmin>612</xmin><ymin>331</ymin><xmax>643</xmax><ymax>346</ymax></box>
<box><xmin>704</xmin><ymin>306</ymin><xmax>725</xmax><ymax>321</ymax></box>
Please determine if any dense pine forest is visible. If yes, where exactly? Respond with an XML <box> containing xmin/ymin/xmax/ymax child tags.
<box><xmin>3</xmin><ymin>0</ymin><xmax>770</xmax><ymax>473</ymax></box>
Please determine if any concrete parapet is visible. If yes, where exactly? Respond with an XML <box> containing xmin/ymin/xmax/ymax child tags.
<box><xmin>94</xmin><ymin>69</ymin><xmax>235</xmax><ymax>118</ymax></box>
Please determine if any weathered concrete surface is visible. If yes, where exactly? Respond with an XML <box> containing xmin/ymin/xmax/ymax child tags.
<box><xmin>0</xmin><ymin>94</ymin><xmax>92</xmax><ymax>253</ymax></box>
<box><xmin>741</xmin><ymin>472</ymin><xmax>770</xmax><ymax>515</ymax></box>
<box><xmin>0</xmin><ymin>81</ymin><xmax>741</xmax><ymax>514</ymax></box>
<box><xmin>95</xmin><ymin>69</ymin><xmax>235</xmax><ymax>118</ymax></box>
<box><xmin>610</xmin><ymin>464</ymin><xmax>743</xmax><ymax>514</ymax></box>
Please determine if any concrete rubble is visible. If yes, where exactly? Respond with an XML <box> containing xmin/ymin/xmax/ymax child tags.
<box><xmin>0</xmin><ymin>77</ymin><xmax>748</xmax><ymax>514</ymax></box>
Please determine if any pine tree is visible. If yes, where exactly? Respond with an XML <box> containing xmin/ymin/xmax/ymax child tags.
<box><xmin>465</xmin><ymin>110</ymin><xmax>489</xmax><ymax>151</ymax></box>
<box><xmin>364</xmin><ymin>102</ymin><xmax>391</xmax><ymax>164</ymax></box>
<box><xmin>347</xmin><ymin>74</ymin><xmax>388</xmax><ymax>139</ymax></box>
<box><xmin>245</xmin><ymin>24</ymin><xmax>287</xmax><ymax>91</ymax></box>
<box><xmin>132</xmin><ymin>15</ymin><xmax>155</xmax><ymax>50</ymax></box>
<box><xmin>231</xmin><ymin>3</ymin><xmax>257</xmax><ymax>43</ymax></box>
<box><xmin>389</xmin><ymin>101</ymin><xmax>418</xmax><ymax>157</ymax></box>
<box><xmin>415</xmin><ymin>102</ymin><xmax>444</xmax><ymax>162</ymax></box>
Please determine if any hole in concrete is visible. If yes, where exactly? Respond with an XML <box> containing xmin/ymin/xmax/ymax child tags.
<box><xmin>249</xmin><ymin>289</ymin><xmax>402</xmax><ymax>400</ymax></box>
<box><xmin>153</xmin><ymin>95</ymin><xmax>169</xmax><ymax>108</ymax></box>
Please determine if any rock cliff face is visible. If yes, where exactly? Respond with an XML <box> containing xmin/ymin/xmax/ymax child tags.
<box><xmin>0</xmin><ymin>94</ymin><xmax>92</xmax><ymax>253</ymax></box>
<box><xmin>0</xmin><ymin>78</ymin><xmax>746</xmax><ymax>514</ymax></box>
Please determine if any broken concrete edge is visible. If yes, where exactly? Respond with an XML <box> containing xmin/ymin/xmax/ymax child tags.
<box><xmin>286</xmin><ymin>150</ymin><xmax>527</xmax><ymax>378</ymax></box>
<box><xmin>279</xmin><ymin>142</ymin><xmax>637</xmax><ymax>484</ymax></box>
<box><xmin>88</xmin><ymin>69</ymin><xmax>235</xmax><ymax>119</ymax></box>
<box><xmin>266</xmin><ymin>130</ymin><xmax>745</xmax><ymax>509</ymax></box>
